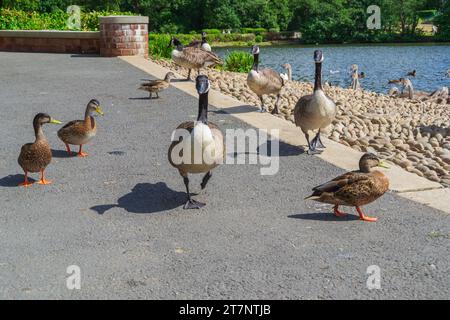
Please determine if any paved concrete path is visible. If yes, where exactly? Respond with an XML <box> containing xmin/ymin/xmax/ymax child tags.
<box><xmin>0</xmin><ymin>52</ymin><xmax>448</xmax><ymax>299</ymax></box>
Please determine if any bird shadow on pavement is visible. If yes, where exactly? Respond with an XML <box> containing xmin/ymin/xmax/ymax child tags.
<box><xmin>90</xmin><ymin>182</ymin><xmax>186</xmax><ymax>215</ymax></box>
<box><xmin>288</xmin><ymin>212</ymin><xmax>360</xmax><ymax>222</ymax></box>
<box><xmin>258</xmin><ymin>140</ymin><xmax>305</xmax><ymax>157</ymax></box>
<box><xmin>52</xmin><ymin>149</ymin><xmax>76</xmax><ymax>158</ymax></box>
<box><xmin>0</xmin><ymin>174</ymin><xmax>36</xmax><ymax>187</ymax></box>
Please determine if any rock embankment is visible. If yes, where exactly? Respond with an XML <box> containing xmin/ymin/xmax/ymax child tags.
<box><xmin>153</xmin><ymin>58</ymin><xmax>450</xmax><ymax>187</ymax></box>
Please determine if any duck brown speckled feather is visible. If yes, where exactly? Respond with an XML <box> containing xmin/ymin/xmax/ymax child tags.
<box><xmin>57</xmin><ymin>116</ymin><xmax>96</xmax><ymax>145</ymax></box>
<box><xmin>309</xmin><ymin>170</ymin><xmax>389</xmax><ymax>207</ymax></box>
<box><xmin>18</xmin><ymin>140</ymin><xmax>52</xmax><ymax>173</ymax></box>
<box><xmin>175</xmin><ymin>47</ymin><xmax>222</xmax><ymax>70</ymax></box>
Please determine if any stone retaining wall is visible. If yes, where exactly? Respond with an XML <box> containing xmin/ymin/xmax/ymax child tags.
<box><xmin>0</xmin><ymin>15</ymin><xmax>149</xmax><ymax>57</ymax></box>
<box><xmin>0</xmin><ymin>31</ymin><xmax>100</xmax><ymax>54</ymax></box>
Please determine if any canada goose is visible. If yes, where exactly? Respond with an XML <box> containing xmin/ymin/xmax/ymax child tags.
<box><xmin>305</xmin><ymin>153</ymin><xmax>390</xmax><ymax>222</ymax></box>
<box><xmin>247</xmin><ymin>45</ymin><xmax>285</xmax><ymax>114</ymax></box>
<box><xmin>294</xmin><ymin>50</ymin><xmax>336</xmax><ymax>155</ymax></box>
<box><xmin>170</xmin><ymin>37</ymin><xmax>222</xmax><ymax>81</ymax></box>
<box><xmin>407</xmin><ymin>69</ymin><xmax>416</xmax><ymax>77</ymax></box>
<box><xmin>388</xmin><ymin>79</ymin><xmax>402</xmax><ymax>84</ymax></box>
<box><xmin>280</xmin><ymin>63</ymin><xmax>292</xmax><ymax>81</ymax></box>
<box><xmin>138</xmin><ymin>72</ymin><xmax>176</xmax><ymax>99</ymax></box>
<box><xmin>168</xmin><ymin>75</ymin><xmax>225</xmax><ymax>209</ymax></box>
<box><xmin>359</xmin><ymin>72</ymin><xmax>365</xmax><ymax>79</ymax></box>
<box><xmin>57</xmin><ymin>99</ymin><xmax>104</xmax><ymax>157</ymax></box>
<box><xmin>400</xmin><ymin>77</ymin><xmax>414</xmax><ymax>99</ymax></box>
<box><xmin>350</xmin><ymin>64</ymin><xmax>361</xmax><ymax>90</ymax></box>
<box><xmin>18</xmin><ymin>113</ymin><xmax>61</xmax><ymax>186</ymax></box>
<box><xmin>188</xmin><ymin>32</ymin><xmax>212</xmax><ymax>52</ymax></box>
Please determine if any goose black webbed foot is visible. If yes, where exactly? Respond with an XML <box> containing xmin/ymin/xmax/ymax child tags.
<box><xmin>184</xmin><ymin>199</ymin><xmax>206</xmax><ymax>210</ymax></box>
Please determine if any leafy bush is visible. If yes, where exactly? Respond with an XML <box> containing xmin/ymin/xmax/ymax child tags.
<box><xmin>240</xmin><ymin>28</ymin><xmax>267</xmax><ymax>35</ymax></box>
<box><xmin>149</xmin><ymin>33</ymin><xmax>172</xmax><ymax>59</ymax></box>
<box><xmin>255</xmin><ymin>35</ymin><xmax>263</xmax><ymax>43</ymax></box>
<box><xmin>202</xmin><ymin>28</ymin><xmax>221</xmax><ymax>34</ymax></box>
<box><xmin>223</xmin><ymin>51</ymin><xmax>254</xmax><ymax>73</ymax></box>
<box><xmin>0</xmin><ymin>8</ymin><xmax>132</xmax><ymax>31</ymax></box>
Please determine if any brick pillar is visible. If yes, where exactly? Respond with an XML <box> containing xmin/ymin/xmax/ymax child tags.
<box><xmin>99</xmin><ymin>16</ymin><xmax>149</xmax><ymax>58</ymax></box>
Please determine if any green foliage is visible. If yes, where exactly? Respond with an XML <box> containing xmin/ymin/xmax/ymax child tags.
<box><xmin>1</xmin><ymin>0</ymin><xmax>449</xmax><ymax>43</ymax></box>
<box><xmin>255</xmin><ymin>35</ymin><xmax>263</xmax><ymax>42</ymax></box>
<box><xmin>223</xmin><ymin>50</ymin><xmax>254</xmax><ymax>73</ymax></box>
<box><xmin>0</xmin><ymin>8</ymin><xmax>132</xmax><ymax>31</ymax></box>
<box><xmin>148</xmin><ymin>33</ymin><xmax>172</xmax><ymax>59</ymax></box>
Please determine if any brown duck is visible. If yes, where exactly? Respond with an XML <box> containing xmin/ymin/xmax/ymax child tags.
<box><xmin>18</xmin><ymin>113</ymin><xmax>61</xmax><ymax>187</ymax></box>
<box><xmin>57</xmin><ymin>99</ymin><xmax>103</xmax><ymax>157</ymax></box>
<box><xmin>168</xmin><ymin>75</ymin><xmax>225</xmax><ymax>209</ymax></box>
<box><xmin>138</xmin><ymin>72</ymin><xmax>176</xmax><ymax>99</ymax></box>
<box><xmin>305</xmin><ymin>153</ymin><xmax>390</xmax><ymax>222</ymax></box>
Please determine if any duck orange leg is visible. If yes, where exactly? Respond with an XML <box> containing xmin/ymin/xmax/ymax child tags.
<box><xmin>18</xmin><ymin>171</ymin><xmax>33</xmax><ymax>187</ymax></box>
<box><xmin>65</xmin><ymin>143</ymin><xmax>72</xmax><ymax>155</ymax></box>
<box><xmin>356</xmin><ymin>206</ymin><xmax>378</xmax><ymax>222</ymax></box>
<box><xmin>333</xmin><ymin>204</ymin><xmax>347</xmax><ymax>218</ymax></box>
<box><xmin>37</xmin><ymin>169</ymin><xmax>52</xmax><ymax>185</ymax></box>
<box><xmin>77</xmin><ymin>145</ymin><xmax>88</xmax><ymax>157</ymax></box>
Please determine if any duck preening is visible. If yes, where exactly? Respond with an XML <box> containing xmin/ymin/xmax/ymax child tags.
<box><xmin>247</xmin><ymin>45</ymin><xmax>286</xmax><ymax>114</ymax></box>
<box><xmin>305</xmin><ymin>153</ymin><xmax>390</xmax><ymax>222</ymax></box>
<box><xmin>138</xmin><ymin>72</ymin><xmax>176</xmax><ymax>99</ymax></box>
<box><xmin>170</xmin><ymin>37</ymin><xmax>222</xmax><ymax>81</ymax></box>
<box><xmin>188</xmin><ymin>32</ymin><xmax>212</xmax><ymax>52</ymax></box>
<box><xmin>294</xmin><ymin>50</ymin><xmax>336</xmax><ymax>155</ymax></box>
<box><xmin>168</xmin><ymin>75</ymin><xmax>225</xmax><ymax>209</ymax></box>
<box><xmin>18</xmin><ymin>113</ymin><xmax>61</xmax><ymax>186</ymax></box>
<box><xmin>57</xmin><ymin>99</ymin><xmax>104</xmax><ymax>157</ymax></box>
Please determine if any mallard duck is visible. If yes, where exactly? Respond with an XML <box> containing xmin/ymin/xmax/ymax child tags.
<box><xmin>388</xmin><ymin>78</ymin><xmax>402</xmax><ymax>84</ymax></box>
<box><xmin>247</xmin><ymin>45</ymin><xmax>285</xmax><ymax>114</ymax></box>
<box><xmin>57</xmin><ymin>99</ymin><xmax>103</xmax><ymax>157</ymax></box>
<box><xmin>305</xmin><ymin>153</ymin><xmax>390</xmax><ymax>222</ymax></box>
<box><xmin>188</xmin><ymin>32</ymin><xmax>212</xmax><ymax>52</ymax></box>
<box><xmin>168</xmin><ymin>75</ymin><xmax>225</xmax><ymax>209</ymax></box>
<box><xmin>138</xmin><ymin>72</ymin><xmax>176</xmax><ymax>99</ymax></box>
<box><xmin>170</xmin><ymin>37</ymin><xmax>222</xmax><ymax>81</ymax></box>
<box><xmin>18</xmin><ymin>113</ymin><xmax>61</xmax><ymax>186</ymax></box>
<box><xmin>294</xmin><ymin>50</ymin><xmax>336</xmax><ymax>154</ymax></box>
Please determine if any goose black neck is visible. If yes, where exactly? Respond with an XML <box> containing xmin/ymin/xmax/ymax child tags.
<box><xmin>201</xmin><ymin>36</ymin><xmax>207</xmax><ymax>45</ymax></box>
<box><xmin>197</xmin><ymin>93</ymin><xmax>208</xmax><ymax>124</ymax></box>
<box><xmin>252</xmin><ymin>54</ymin><xmax>259</xmax><ymax>71</ymax></box>
<box><xmin>314</xmin><ymin>62</ymin><xmax>323</xmax><ymax>91</ymax></box>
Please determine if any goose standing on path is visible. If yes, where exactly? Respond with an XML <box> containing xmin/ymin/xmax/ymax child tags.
<box><xmin>305</xmin><ymin>153</ymin><xmax>390</xmax><ymax>222</ymax></box>
<box><xmin>18</xmin><ymin>113</ymin><xmax>61</xmax><ymax>186</ymax></box>
<box><xmin>294</xmin><ymin>50</ymin><xmax>336</xmax><ymax>155</ymax></box>
<box><xmin>188</xmin><ymin>32</ymin><xmax>212</xmax><ymax>52</ymax></box>
<box><xmin>247</xmin><ymin>45</ymin><xmax>285</xmax><ymax>114</ymax></box>
<box><xmin>170</xmin><ymin>37</ymin><xmax>221</xmax><ymax>81</ymax></box>
<box><xmin>168</xmin><ymin>75</ymin><xmax>225</xmax><ymax>209</ymax></box>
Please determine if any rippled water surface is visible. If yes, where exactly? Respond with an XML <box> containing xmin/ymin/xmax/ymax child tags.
<box><xmin>215</xmin><ymin>44</ymin><xmax>450</xmax><ymax>94</ymax></box>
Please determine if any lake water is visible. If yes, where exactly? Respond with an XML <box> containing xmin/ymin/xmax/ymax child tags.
<box><xmin>215</xmin><ymin>44</ymin><xmax>450</xmax><ymax>94</ymax></box>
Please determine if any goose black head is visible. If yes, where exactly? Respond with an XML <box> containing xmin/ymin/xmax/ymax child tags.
<box><xmin>169</xmin><ymin>37</ymin><xmax>182</xmax><ymax>48</ymax></box>
<box><xmin>314</xmin><ymin>50</ymin><xmax>324</xmax><ymax>63</ymax></box>
<box><xmin>196</xmin><ymin>75</ymin><xmax>210</xmax><ymax>95</ymax></box>
<box><xmin>201</xmin><ymin>31</ymin><xmax>207</xmax><ymax>38</ymax></box>
<box><xmin>251</xmin><ymin>45</ymin><xmax>260</xmax><ymax>55</ymax></box>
